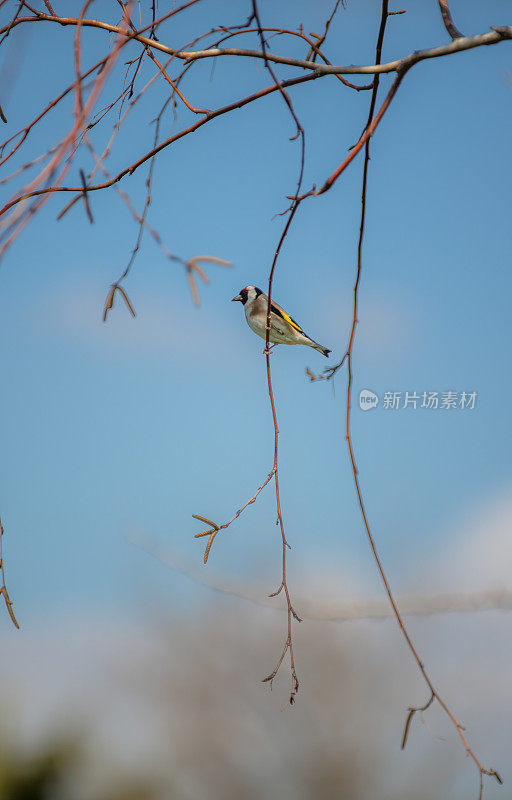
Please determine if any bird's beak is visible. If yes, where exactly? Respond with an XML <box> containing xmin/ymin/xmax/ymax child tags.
<box><xmin>232</xmin><ymin>294</ymin><xmax>242</xmax><ymax>302</ymax></box>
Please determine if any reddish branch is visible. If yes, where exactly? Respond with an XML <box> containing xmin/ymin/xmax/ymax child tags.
<box><xmin>0</xmin><ymin>517</ymin><xmax>19</xmax><ymax>629</ymax></box>
<box><xmin>1</xmin><ymin>26</ymin><xmax>510</xmax><ymax>229</ymax></box>
<box><xmin>438</xmin><ymin>0</ymin><xmax>464</xmax><ymax>40</ymax></box>
<box><xmin>248</xmin><ymin>0</ymin><xmax>307</xmax><ymax>705</ymax></box>
<box><xmin>0</xmin><ymin>56</ymin><xmax>107</xmax><ymax>169</ymax></box>
<box><xmin>116</xmin><ymin>0</ymin><xmax>210</xmax><ymax>115</ymax></box>
<box><xmin>0</xmin><ymin>72</ymin><xmax>324</xmax><ymax>229</ymax></box>
<box><xmin>0</xmin><ymin>7</ymin><xmax>132</xmax><ymax>263</ymax></box>
<box><xmin>320</xmin><ymin>3</ymin><xmax>502</xmax><ymax>796</ymax></box>
<box><xmin>314</xmin><ymin>70</ymin><xmax>404</xmax><ymax>196</ymax></box>
<box><xmin>193</xmin><ymin>468</ymin><xmax>276</xmax><ymax>564</ymax></box>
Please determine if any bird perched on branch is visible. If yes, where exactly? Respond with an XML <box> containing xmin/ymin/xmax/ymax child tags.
<box><xmin>232</xmin><ymin>286</ymin><xmax>331</xmax><ymax>357</ymax></box>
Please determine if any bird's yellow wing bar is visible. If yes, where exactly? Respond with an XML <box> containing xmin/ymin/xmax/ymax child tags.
<box><xmin>270</xmin><ymin>302</ymin><xmax>305</xmax><ymax>334</ymax></box>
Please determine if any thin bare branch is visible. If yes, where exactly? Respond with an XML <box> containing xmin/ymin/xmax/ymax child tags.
<box><xmin>0</xmin><ymin>517</ymin><xmax>19</xmax><ymax>629</ymax></box>
<box><xmin>2</xmin><ymin>26</ymin><xmax>510</xmax><ymax>220</ymax></box>
<box><xmin>306</xmin><ymin>0</ymin><xmax>345</xmax><ymax>61</ymax></box>
<box><xmin>79</xmin><ymin>168</ymin><xmax>94</xmax><ymax>223</ymax></box>
<box><xmin>250</xmin><ymin>0</ymin><xmax>307</xmax><ymax>705</ymax></box>
<box><xmin>1</xmin><ymin>15</ymin><xmax>510</xmax><ymax>77</ymax></box>
<box><xmin>438</xmin><ymin>0</ymin><xmax>464</xmax><ymax>40</ymax></box>
<box><xmin>193</xmin><ymin>468</ymin><xmax>276</xmax><ymax>564</ymax></box>
<box><xmin>210</xmin><ymin>24</ymin><xmax>372</xmax><ymax>91</ymax></box>
<box><xmin>318</xmin><ymin>4</ymin><xmax>502</xmax><ymax>794</ymax></box>
<box><xmin>0</xmin><ymin>73</ymin><xmax>323</xmax><ymax>218</ymax></box>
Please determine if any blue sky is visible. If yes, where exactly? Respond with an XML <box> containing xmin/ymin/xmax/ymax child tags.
<box><xmin>0</xmin><ymin>0</ymin><xmax>511</xmax><ymax>629</ymax></box>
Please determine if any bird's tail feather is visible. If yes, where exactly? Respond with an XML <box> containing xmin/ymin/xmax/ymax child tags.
<box><xmin>310</xmin><ymin>340</ymin><xmax>331</xmax><ymax>358</ymax></box>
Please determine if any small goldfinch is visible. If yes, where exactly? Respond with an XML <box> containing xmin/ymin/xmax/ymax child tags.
<box><xmin>232</xmin><ymin>286</ymin><xmax>331</xmax><ymax>357</ymax></box>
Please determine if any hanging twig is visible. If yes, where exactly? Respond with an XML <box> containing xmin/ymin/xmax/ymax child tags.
<box><xmin>0</xmin><ymin>517</ymin><xmax>19</xmax><ymax>629</ymax></box>
<box><xmin>319</xmin><ymin>5</ymin><xmax>502</xmax><ymax>795</ymax></box>
<box><xmin>437</xmin><ymin>0</ymin><xmax>464</xmax><ymax>40</ymax></box>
